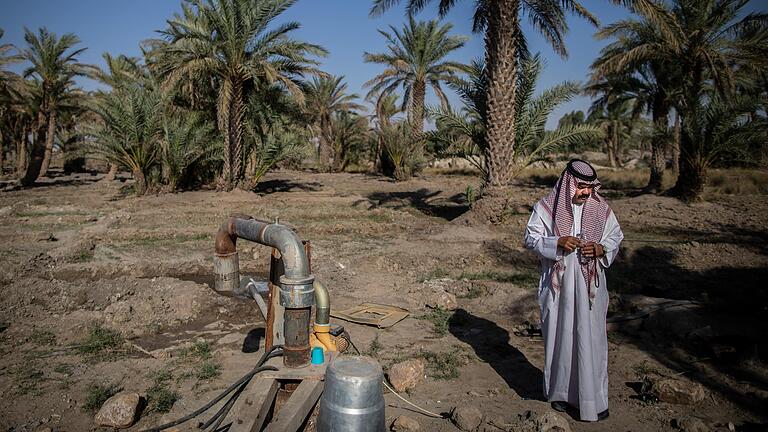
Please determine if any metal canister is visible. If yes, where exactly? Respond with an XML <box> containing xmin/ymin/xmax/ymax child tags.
<box><xmin>317</xmin><ymin>355</ymin><xmax>385</xmax><ymax>432</ymax></box>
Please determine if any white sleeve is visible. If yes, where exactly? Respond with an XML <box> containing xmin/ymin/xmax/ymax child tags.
<box><xmin>598</xmin><ymin>210</ymin><xmax>623</xmax><ymax>268</ymax></box>
<box><xmin>524</xmin><ymin>204</ymin><xmax>561</xmax><ymax>261</ymax></box>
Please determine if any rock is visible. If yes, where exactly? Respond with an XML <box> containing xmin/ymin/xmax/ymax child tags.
<box><xmin>94</xmin><ymin>392</ymin><xmax>141</xmax><ymax>428</ymax></box>
<box><xmin>534</xmin><ymin>411</ymin><xmax>571</xmax><ymax>432</ymax></box>
<box><xmin>672</xmin><ymin>417</ymin><xmax>710</xmax><ymax>432</ymax></box>
<box><xmin>391</xmin><ymin>415</ymin><xmax>421</xmax><ymax>431</ymax></box>
<box><xmin>650</xmin><ymin>377</ymin><xmax>706</xmax><ymax>405</ymax></box>
<box><xmin>425</xmin><ymin>287</ymin><xmax>458</xmax><ymax>311</ymax></box>
<box><xmin>34</xmin><ymin>428</ymin><xmax>52</xmax><ymax>432</ymax></box>
<box><xmin>388</xmin><ymin>359</ymin><xmax>425</xmax><ymax>392</ymax></box>
<box><xmin>451</xmin><ymin>406</ymin><xmax>483</xmax><ymax>431</ymax></box>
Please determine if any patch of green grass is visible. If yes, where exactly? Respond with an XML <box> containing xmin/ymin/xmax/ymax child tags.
<box><xmin>417</xmin><ymin>347</ymin><xmax>473</xmax><ymax>380</ymax></box>
<box><xmin>459</xmin><ymin>270</ymin><xmax>539</xmax><ymax>287</ymax></box>
<box><xmin>416</xmin><ymin>307</ymin><xmax>454</xmax><ymax>337</ymax></box>
<box><xmin>364</xmin><ymin>334</ymin><xmax>383</xmax><ymax>358</ymax></box>
<box><xmin>457</xmin><ymin>284</ymin><xmax>486</xmax><ymax>299</ymax></box>
<box><xmin>53</xmin><ymin>363</ymin><xmax>74</xmax><ymax>375</ymax></box>
<box><xmin>631</xmin><ymin>361</ymin><xmax>663</xmax><ymax>405</ymax></box>
<box><xmin>16</xmin><ymin>210</ymin><xmax>93</xmax><ymax>218</ymax></box>
<box><xmin>184</xmin><ymin>339</ymin><xmax>214</xmax><ymax>360</ymax></box>
<box><xmin>196</xmin><ymin>360</ymin><xmax>221</xmax><ymax>381</ymax></box>
<box><xmin>76</xmin><ymin>324</ymin><xmax>124</xmax><ymax>361</ymax></box>
<box><xmin>12</xmin><ymin>362</ymin><xmax>45</xmax><ymax>396</ymax></box>
<box><xmin>146</xmin><ymin>370</ymin><xmax>180</xmax><ymax>413</ymax></box>
<box><xmin>418</xmin><ymin>267</ymin><xmax>450</xmax><ymax>283</ymax></box>
<box><xmin>82</xmin><ymin>381</ymin><xmax>122</xmax><ymax>412</ymax></box>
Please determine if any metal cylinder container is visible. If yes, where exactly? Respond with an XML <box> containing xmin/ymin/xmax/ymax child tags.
<box><xmin>317</xmin><ymin>356</ymin><xmax>385</xmax><ymax>432</ymax></box>
<box><xmin>212</xmin><ymin>252</ymin><xmax>241</xmax><ymax>296</ymax></box>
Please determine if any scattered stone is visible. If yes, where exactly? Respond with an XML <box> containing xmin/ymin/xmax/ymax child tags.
<box><xmin>387</xmin><ymin>359</ymin><xmax>425</xmax><ymax>392</ymax></box>
<box><xmin>94</xmin><ymin>392</ymin><xmax>141</xmax><ymax>429</ymax></box>
<box><xmin>451</xmin><ymin>405</ymin><xmax>483</xmax><ymax>431</ymax></box>
<box><xmin>727</xmin><ymin>422</ymin><xmax>736</xmax><ymax>431</ymax></box>
<box><xmin>672</xmin><ymin>417</ymin><xmax>710</xmax><ymax>432</ymax></box>
<box><xmin>425</xmin><ymin>289</ymin><xmax>458</xmax><ymax>311</ymax></box>
<box><xmin>391</xmin><ymin>415</ymin><xmax>421</xmax><ymax>431</ymax></box>
<box><xmin>34</xmin><ymin>428</ymin><xmax>52</xmax><ymax>432</ymax></box>
<box><xmin>36</xmin><ymin>233</ymin><xmax>57</xmax><ymax>242</ymax></box>
<box><xmin>690</xmin><ymin>241</ymin><xmax>701</xmax><ymax>247</ymax></box>
<box><xmin>534</xmin><ymin>411</ymin><xmax>571</xmax><ymax>432</ymax></box>
<box><xmin>650</xmin><ymin>377</ymin><xmax>706</xmax><ymax>405</ymax></box>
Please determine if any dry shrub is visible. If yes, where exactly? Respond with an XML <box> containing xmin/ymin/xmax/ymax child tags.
<box><xmin>705</xmin><ymin>169</ymin><xmax>768</xmax><ymax>196</ymax></box>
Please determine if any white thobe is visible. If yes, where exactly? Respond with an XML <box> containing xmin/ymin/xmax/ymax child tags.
<box><xmin>524</xmin><ymin>202</ymin><xmax>624</xmax><ymax>421</ymax></box>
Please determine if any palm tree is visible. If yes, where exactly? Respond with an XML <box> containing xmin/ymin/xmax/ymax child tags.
<box><xmin>87</xmin><ymin>84</ymin><xmax>164</xmax><ymax>195</ymax></box>
<box><xmin>330</xmin><ymin>111</ymin><xmax>370</xmax><ymax>171</ymax></box>
<box><xmin>364</xmin><ymin>16</ymin><xmax>468</xmax><ymax>140</ymax></box>
<box><xmin>370</xmin><ymin>0</ymin><xmax>597</xmax><ymax>201</ymax></box>
<box><xmin>587</xmin><ymin>95</ymin><xmax>638</xmax><ymax>168</ymax></box>
<box><xmin>20</xmin><ymin>27</ymin><xmax>87</xmax><ymax>184</ymax></box>
<box><xmin>592</xmin><ymin>0</ymin><xmax>768</xmax><ymax>201</ymax></box>
<box><xmin>1</xmin><ymin>29</ymin><xmax>23</xmax><ymax>174</ymax></box>
<box><xmin>369</xmin><ymin>92</ymin><xmax>402</xmax><ymax>174</ymax></box>
<box><xmin>592</xmin><ymin>18</ymin><xmax>681</xmax><ymax>192</ymax></box>
<box><xmin>431</xmin><ymin>56</ymin><xmax>602</xmax><ymax>183</ymax></box>
<box><xmin>153</xmin><ymin>0</ymin><xmax>327</xmax><ymax>190</ymax></box>
<box><xmin>303</xmin><ymin>75</ymin><xmax>363</xmax><ymax>171</ymax></box>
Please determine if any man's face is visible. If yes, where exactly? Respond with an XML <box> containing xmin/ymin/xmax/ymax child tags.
<box><xmin>572</xmin><ymin>182</ymin><xmax>593</xmax><ymax>205</ymax></box>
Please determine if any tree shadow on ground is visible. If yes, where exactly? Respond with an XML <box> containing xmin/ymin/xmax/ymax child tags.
<box><xmin>368</xmin><ymin>188</ymin><xmax>469</xmax><ymax>221</ymax></box>
<box><xmin>610</xmin><ymin>246</ymin><xmax>768</xmax><ymax>420</ymax></box>
<box><xmin>1</xmin><ymin>172</ymin><xmax>109</xmax><ymax>191</ymax></box>
<box><xmin>253</xmin><ymin>179</ymin><xmax>323</xmax><ymax>194</ymax></box>
<box><xmin>449</xmin><ymin>308</ymin><xmax>544</xmax><ymax>400</ymax></box>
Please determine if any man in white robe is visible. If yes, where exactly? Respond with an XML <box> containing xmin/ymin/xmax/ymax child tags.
<box><xmin>524</xmin><ymin>159</ymin><xmax>624</xmax><ymax>422</ymax></box>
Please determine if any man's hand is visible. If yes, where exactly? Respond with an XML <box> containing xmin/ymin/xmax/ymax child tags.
<box><xmin>557</xmin><ymin>236</ymin><xmax>581</xmax><ymax>252</ymax></box>
<box><xmin>581</xmin><ymin>242</ymin><xmax>605</xmax><ymax>258</ymax></box>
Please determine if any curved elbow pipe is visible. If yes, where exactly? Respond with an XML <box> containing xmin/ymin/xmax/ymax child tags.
<box><xmin>214</xmin><ymin>216</ymin><xmax>314</xmax><ymax>308</ymax></box>
<box><xmin>314</xmin><ymin>280</ymin><xmax>330</xmax><ymax>325</ymax></box>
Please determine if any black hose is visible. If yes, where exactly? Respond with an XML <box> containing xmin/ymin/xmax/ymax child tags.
<box><xmin>140</xmin><ymin>346</ymin><xmax>283</xmax><ymax>432</ymax></box>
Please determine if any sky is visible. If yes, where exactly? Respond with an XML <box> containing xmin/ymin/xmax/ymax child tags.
<box><xmin>1</xmin><ymin>0</ymin><xmax>761</xmax><ymax>128</ymax></box>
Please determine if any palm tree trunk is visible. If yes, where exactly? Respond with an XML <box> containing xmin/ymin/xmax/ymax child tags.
<box><xmin>104</xmin><ymin>163</ymin><xmax>118</xmax><ymax>181</ymax></box>
<box><xmin>672</xmin><ymin>110</ymin><xmax>680</xmax><ymax>174</ymax></box>
<box><xmin>411</xmin><ymin>79</ymin><xmax>426</xmax><ymax>137</ymax></box>
<box><xmin>483</xmin><ymin>0</ymin><xmax>519</xmax><ymax>193</ymax></box>
<box><xmin>133</xmin><ymin>168</ymin><xmax>147</xmax><ymax>196</ymax></box>
<box><xmin>16</xmin><ymin>124</ymin><xmax>28</xmax><ymax>176</ymax></box>
<box><xmin>39</xmin><ymin>107</ymin><xmax>57</xmax><ymax>178</ymax></box>
<box><xmin>645</xmin><ymin>100</ymin><xmax>669</xmax><ymax>192</ymax></box>
<box><xmin>318</xmin><ymin>117</ymin><xmax>333</xmax><ymax>172</ymax></box>
<box><xmin>231</xmin><ymin>78</ymin><xmax>245</xmax><ymax>187</ymax></box>
<box><xmin>21</xmin><ymin>111</ymin><xmax>48</xmax><ymax>186</ymax></box>
<box><xmin>669</xmin><ymin>128</ymin><xmax>705</xmax><ymax>201</ymax></box>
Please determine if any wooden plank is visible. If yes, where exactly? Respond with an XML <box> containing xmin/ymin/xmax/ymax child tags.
<box><xmin>264</xmin><ymin>380</ymin><xmax>324</xmax><ymax>432</ymax></box>
<box><xmin>228</xmin><ymin>376</ymin><xmax>279</xmax><ymax>432</ymax></box>
<box><xmin>260</xmin><ymin>351</ymin><xmax>334</xmax><ymax>381</ymax></box>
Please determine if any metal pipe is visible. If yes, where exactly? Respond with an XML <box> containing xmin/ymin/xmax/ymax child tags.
<box><xmin>314</xmin><ymin>280</ymin><xmax>330</xmax><ymax>325</ymax></box>
<box><xmin>213</xmin><ymin>215</ymin><xmax>314</xmax><ymax>367</ymax></box>
<box><xmin>284</xmin><ymin>308</ymin><xmax>311</xmax><ymax>368</ymax></box>
<box><xmin>231</xmin><ymin>218</ymin><xmax>310</xmax><ymax>280</ymax></box>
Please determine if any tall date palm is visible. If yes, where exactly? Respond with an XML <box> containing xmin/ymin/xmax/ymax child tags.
<box><xmin>154</xmin><ymin>0</ymin><xmax>327</xmax><ymax>189</ymax></box>
<box><xmin>371</xmin><ymin>0</ymin><xmax>597</xmax><ymax>200</ymax></box>
<box><xmin>363</xmin><ymin>16</ymin><xmax>468</xmax><ymax>138</ymax></box>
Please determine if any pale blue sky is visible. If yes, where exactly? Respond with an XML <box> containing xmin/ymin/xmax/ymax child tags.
<box><xmin>1</xmin><ymin>0</ymin><xmax>763</xmax><ymax>128</ymax></box>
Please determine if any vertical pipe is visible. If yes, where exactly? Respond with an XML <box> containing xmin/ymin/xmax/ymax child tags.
<box><xmin>283</xmin><ymin>308</ymin><xmax>311</xmax><ymax>368</ymax></box>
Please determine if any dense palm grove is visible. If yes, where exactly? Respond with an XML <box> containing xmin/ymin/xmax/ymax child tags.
<box><xmin>0</xmin><ymin>0</ymin><xmax>766</xmax><ymax>209</ymax></box>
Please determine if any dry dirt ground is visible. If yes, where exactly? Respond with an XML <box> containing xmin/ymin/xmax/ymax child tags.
<box><xmin>1</xmin><ymin>169</ymin><xmax>767</xmax><ymax>432</ymax></box>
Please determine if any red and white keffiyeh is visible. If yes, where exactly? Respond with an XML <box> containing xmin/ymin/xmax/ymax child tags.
<box><xmin>538</xmin><ymin>160</ymin><xmax>613</xmax><ymax>303</ymax></box>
